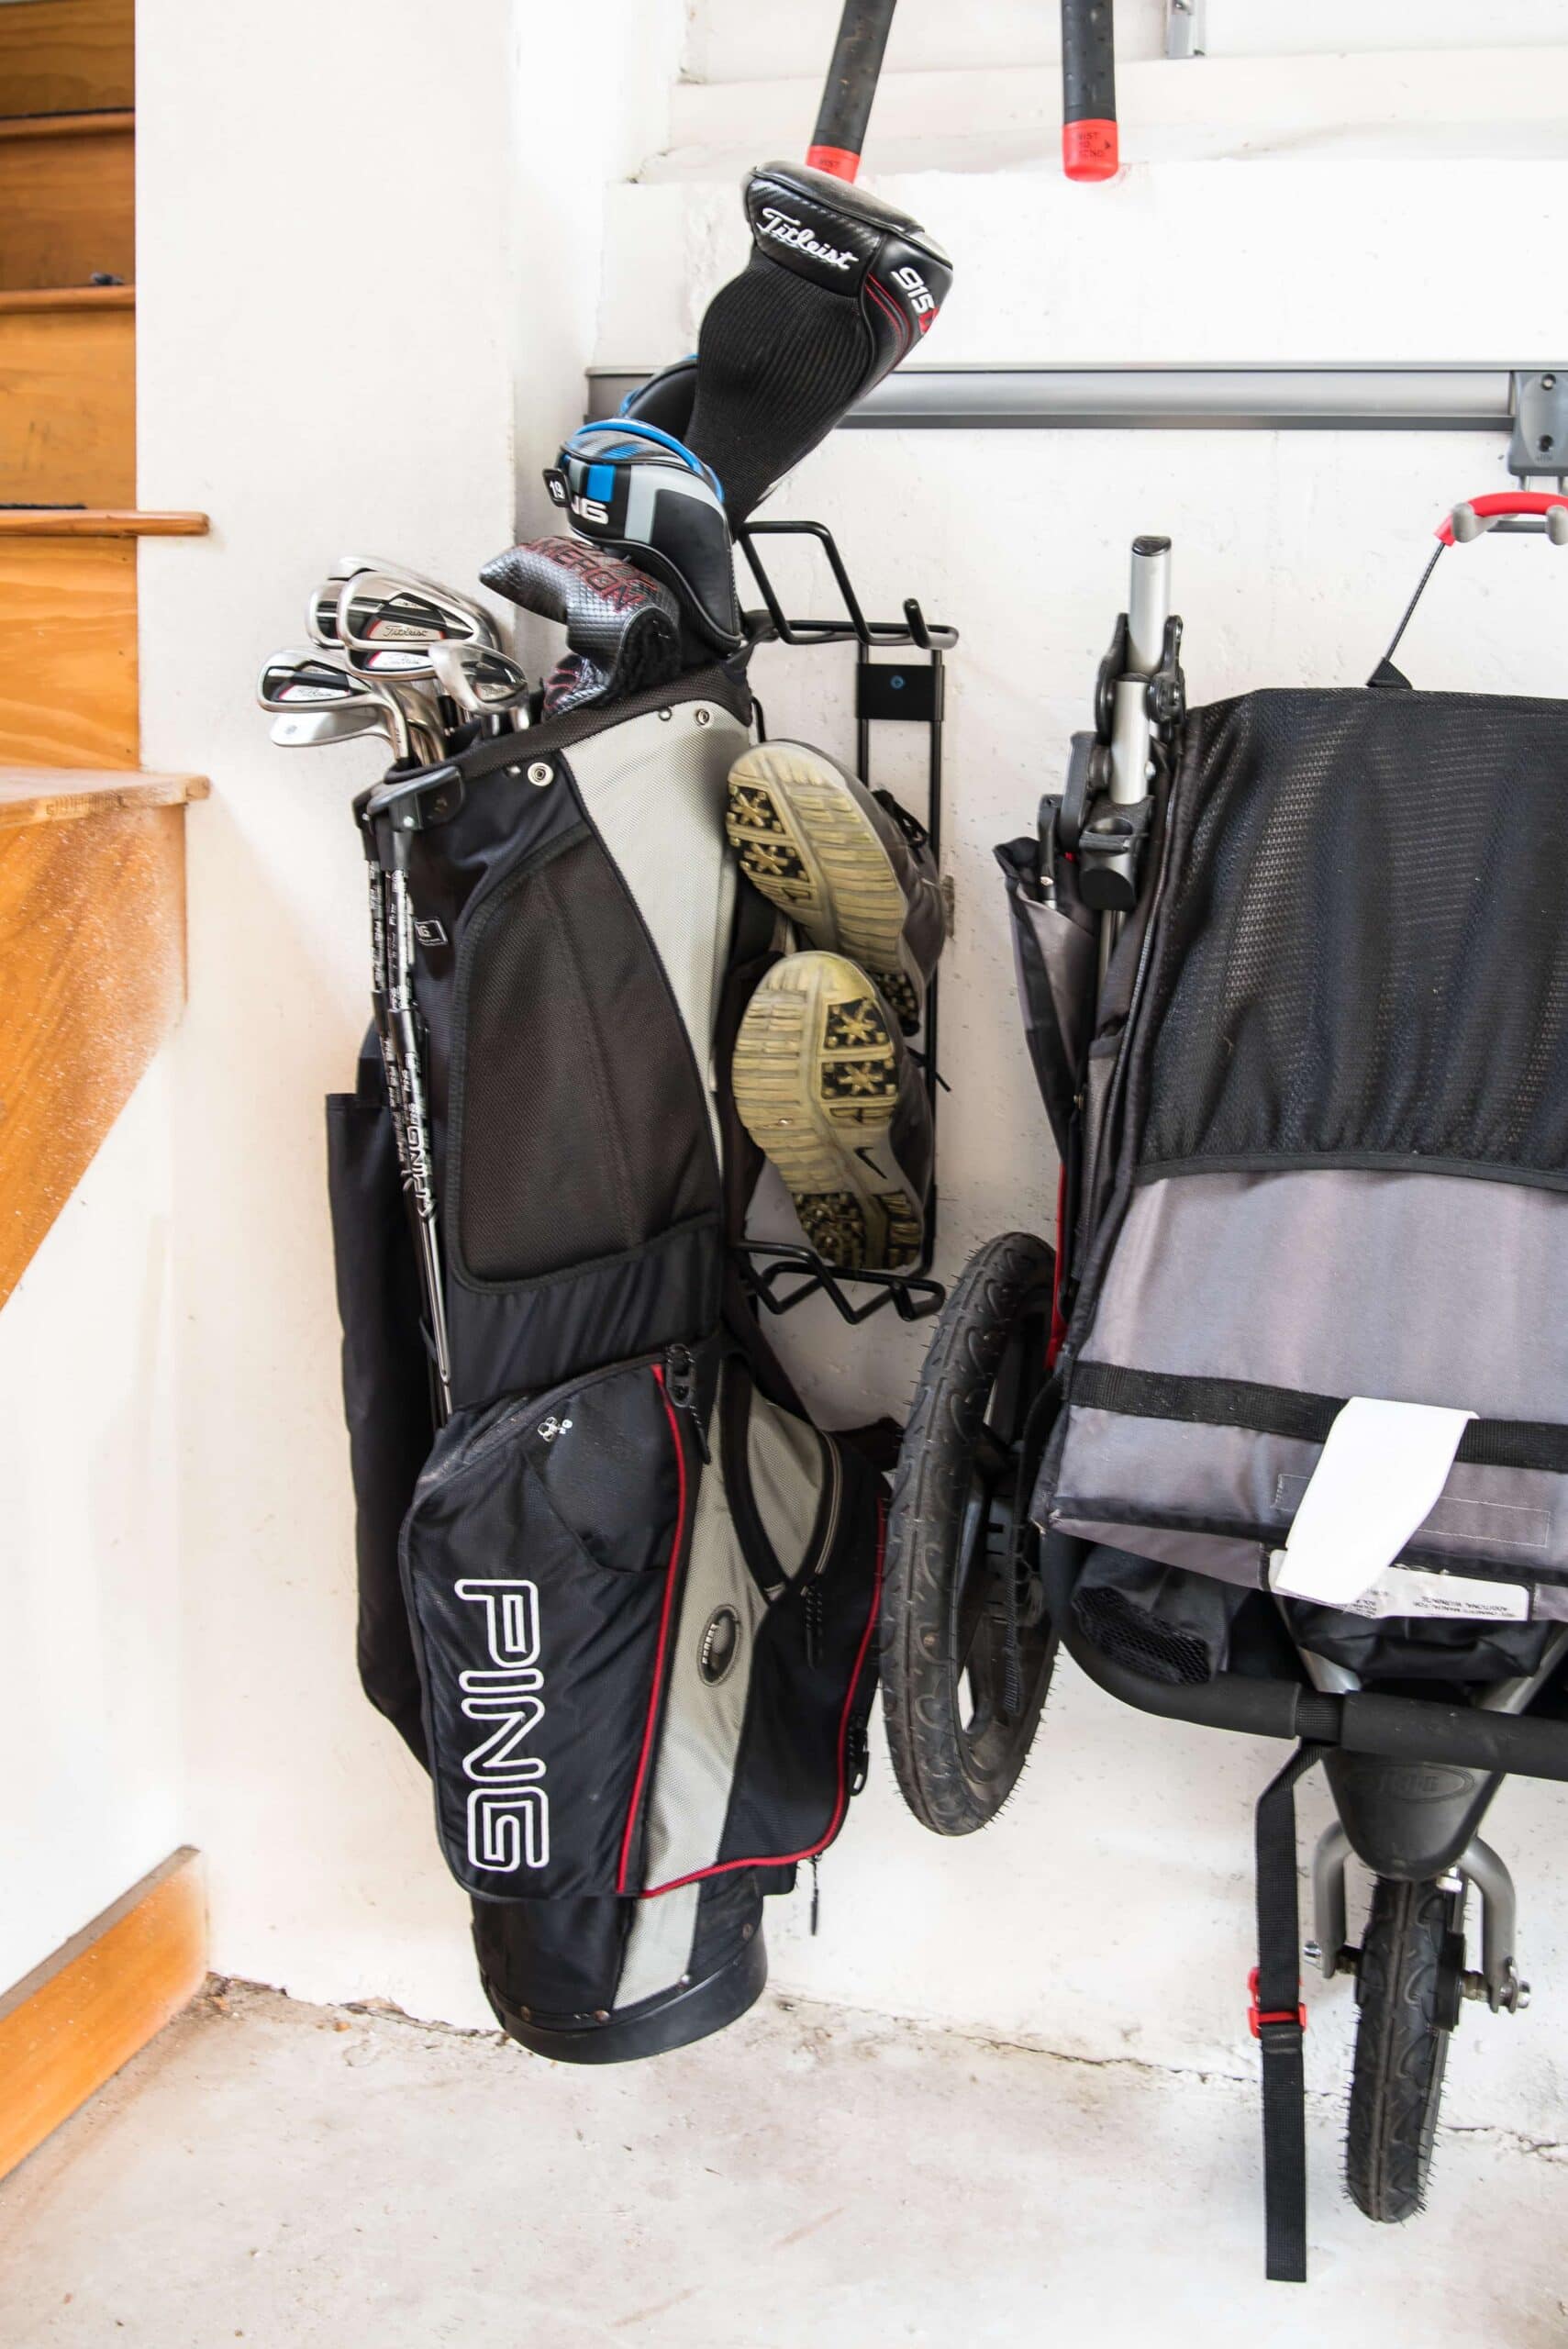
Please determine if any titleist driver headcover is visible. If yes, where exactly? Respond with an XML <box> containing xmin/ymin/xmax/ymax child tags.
<box><xmin>480</xmin><ymin>538</ymin><xmax>683</xmax><ymax>717</ymax></box>
<box><xmin>679</xmin><ymin>161</ymin><xmax>951</xmax><ymax>525</ymax></box>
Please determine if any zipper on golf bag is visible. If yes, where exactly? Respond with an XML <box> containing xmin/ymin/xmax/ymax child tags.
<box><xmin>398</xmin><ymin>1338</ymin><xmax>884</xmax><ymax>1906</ymax></box>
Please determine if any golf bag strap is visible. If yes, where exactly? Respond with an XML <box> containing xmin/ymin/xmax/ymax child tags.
<box><xmin>1252</xmin><ymin>1740</ymin><xmax>1327</xmax><ymax>2283</ymax></box>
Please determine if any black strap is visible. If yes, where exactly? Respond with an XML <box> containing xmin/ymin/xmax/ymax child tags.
<box><xmin>1253</xmin><ymin>1742</ymin><xmax>1326</xmax><ymax>2283</ymax></box>
<box><xmin>1072</xmin><ymin>1360</ymin><xmax>1568</xmax><ymax>1476</ymax></box>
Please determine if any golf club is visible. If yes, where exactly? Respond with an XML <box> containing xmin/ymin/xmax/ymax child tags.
<box><xmin>269</xmin><ymin>703</ymin><xmax>395</xmax><ymax>751</ymax></box>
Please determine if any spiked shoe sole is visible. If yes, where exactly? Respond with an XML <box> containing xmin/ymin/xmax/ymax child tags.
<box><xmin>726</xmin><ymin>744</ymin><xmax>924</xmax><ymax>1035</ymax></box>
<box><xmin>731</xmin><ymin>952</ymin><xmax>926</xmax><ymax>1272</ymax></box>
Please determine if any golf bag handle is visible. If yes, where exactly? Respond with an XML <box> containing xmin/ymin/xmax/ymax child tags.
<box><xmin>1061</xmin><ymin>0</ymin><xmax>1118</xmax><ymax>182</ymax></box>
<box><xmin>808</xmin><ymin>0</ymin><xmax>898</xmax><ymax>182</ymax></box>
<box><xmin>1438</xmin><ymin>490</ymin><xmax>1568</xmax><ymax>545</ymax></box>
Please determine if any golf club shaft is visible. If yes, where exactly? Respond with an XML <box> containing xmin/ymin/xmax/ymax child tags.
<box><xmin>385</xmin><ymin>857</ymin><xmax>452</xmax><ymax>1421</ymax></box>
<box><xmin>807</xmin><ymin>0</ymin><xmax>897</xmax><ymax>182</ymax></box>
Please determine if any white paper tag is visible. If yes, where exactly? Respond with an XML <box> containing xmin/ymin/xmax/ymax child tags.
<box><xmin>1270</xmin><ymin>1396</ymin><xmax>1477</xmax><ymax>1609</ymax></box>
<box><xmin>1270</xmin><ymin>1553</ymin><xmax>1529</xmax><ymax>1623</ymax></box>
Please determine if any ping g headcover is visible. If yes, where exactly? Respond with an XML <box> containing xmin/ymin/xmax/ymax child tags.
<box><xmin>678</xmin><ymin>161</ymin><xmax>951</xmax><ymax>525</ymax></box>
<box><xmin>545</xmin><ymin>421</ymin><xmax>742</xmax><ymax>655</ymax></box>
<box><xmin>479</xmin><ymin>538</ymin><xmax>683</xmax><ymax>718</ymax></box>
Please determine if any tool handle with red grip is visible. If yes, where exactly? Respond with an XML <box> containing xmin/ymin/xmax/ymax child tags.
<box><xmin>807</xmin><ymin>0</ymin><xmax>898</xmax><ymax>183</ymax></box>
<box><xmin>1062</xmin><ymin>0</ymin><xmax>1118</xmax><ymax>182</ymax></box>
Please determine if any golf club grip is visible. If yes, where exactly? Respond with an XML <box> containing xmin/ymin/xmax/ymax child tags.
<box><xmin>808</xmin><ymin>0</ymin><xmax>898</xmax><ymax>182</ymax></box>
<box><xmin>1061</xmin><ymin>0</ymin><xmax>1118</xmax><ymax>183</ymax></box>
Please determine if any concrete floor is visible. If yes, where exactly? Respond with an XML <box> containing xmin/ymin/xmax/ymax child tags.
<box><xmin>2</xmin><ymin>1983</ymin><xmax>1566</xmax><ymax>2347</ymax></box>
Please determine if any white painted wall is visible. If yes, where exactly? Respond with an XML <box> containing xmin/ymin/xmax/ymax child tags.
<box><xmin>0</xmin><ymin>1074</ymin><xmax>183</xmax><ymax>1991</ymax></box>
<box><xmin>118</xmin><ymin>0</ymin><xmax>1568</xmax><ymax>2144</ymax></box>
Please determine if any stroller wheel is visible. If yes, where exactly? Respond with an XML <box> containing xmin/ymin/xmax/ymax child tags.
<box><xmin>1346</xmin><ymin>1876</ymin><xmax>1465</xmax><ymax>2223</ymax></box>
<box><xmin>880</xmin><ymin>1230</ymin><xmax>1059</xmax><ymax>1835</ymax></box>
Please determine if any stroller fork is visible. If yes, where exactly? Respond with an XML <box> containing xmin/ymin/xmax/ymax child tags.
<box><xmin>1311</xmin><ymin>1821</ymin><xmax>1526</xmax><ymax>2014</ymax></box>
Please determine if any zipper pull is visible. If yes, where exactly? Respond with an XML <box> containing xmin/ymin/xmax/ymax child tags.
<box><xmin>809</xmin><ymin>1854</ymin><xmax>820</xmax><ymax>1937</ymax></box>
<box><xmin>846</xmin><ymin>1716</ymin><xmax>870</xmax><ymax>1798</ymax></box>
<box><xmin>663</xmin><ymin>1345</ymin><xmax>711</xmax><ymax>1463</ymax></box>
<box><xmin>803</xmin><ymin>1582</ymin><xmax>823</xmax><ymax>1669</ymax></box>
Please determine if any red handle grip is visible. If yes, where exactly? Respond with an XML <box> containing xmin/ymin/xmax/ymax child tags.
<box><xmin>1438</xmin><ymin>491</ymin><xmax>1568</xmax><ymax>545</ymax></box>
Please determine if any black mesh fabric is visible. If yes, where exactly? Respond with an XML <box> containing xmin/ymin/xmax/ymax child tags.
<box><xmin>1073</xmin><ymin>1582</ymin><xmax>1214</xmax><ymax>1687</ymax></box>
<box><xmin>1136</xmin><ymin>688</ymin><xmax>1568</xmax><ymax>1186</ymax></box>
<box><xmin>684</xmin><ymin>256</ymin><xmax>871</xmax><ymax>524</ymax></box>
<box><xmin>453</xmin><ymin>830</ymin><xmax>714</xmax><ymax>1284</ymax></box>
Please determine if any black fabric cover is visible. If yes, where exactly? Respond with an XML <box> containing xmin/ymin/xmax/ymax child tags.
<box><xmin>686</xmin><ymin>255</ymin><xmax>869</xmax><ymax>524</ymax></box>
<box><xmin>996</xmin><ymin>822</ymin><xmax>1098</xmax><ymax>1162</ymax></box>
<box><xmin>326</xmin><ymin>1053</ymin><xmax>433</xmax><ymax>1763</ymax></box>
<box><xmin>401</xmin><ymin>1352</ymin><xmax>688</xmax><ymax>1901</ymax></box>
<box><xmin>1135</xmin><ymin>688</ymin><xmax>1568</xmax><ymax>1189</ymax></box>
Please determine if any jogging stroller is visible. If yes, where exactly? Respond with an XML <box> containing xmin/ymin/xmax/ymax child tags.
<box><xmin>879</xmin><ymin>489</ymin><xmax>1568</xmax><ymax>2279</ymax></box>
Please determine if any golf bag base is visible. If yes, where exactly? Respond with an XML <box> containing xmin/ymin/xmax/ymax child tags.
<box><xmin>478</xmin><ymin>1900</ymin><xmax>770</xmax><ymax>2065</ymax></box>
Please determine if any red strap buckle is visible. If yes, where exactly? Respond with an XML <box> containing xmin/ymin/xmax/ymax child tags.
<box><xmin>1248</xmin><ymin>1965</ymin><xmax>1307</xmax><ymax>2039</ymax></box>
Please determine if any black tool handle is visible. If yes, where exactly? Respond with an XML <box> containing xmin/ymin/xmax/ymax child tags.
<box><xmin>807</xmin><ymin>0</ymin><xmax>898</xmax><ymax>183</ymax></box>
<box><xmin>1061</xmin><ymin>0</ymin><xmax>1118</xmax><ymax>182</ymax></box>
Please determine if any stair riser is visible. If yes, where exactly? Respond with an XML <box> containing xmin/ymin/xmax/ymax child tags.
<box><xmin>0</xmin><ymin>122</ymin><xmax>133</xmax><ymax>293</ymax></box>
<box><xmin>0</xmin><ymin>302</ymin><xmax>134</xmax><ymax>505</ymax></box>
<box><xmin>0</xmin><ymin>0</ymin><xmax>132</xmax><ymax>117</ymax></box>
<box><xmin>0</xmin><ymin>537</ymin><xmax>138</xmax><ymax>768</ymax></box>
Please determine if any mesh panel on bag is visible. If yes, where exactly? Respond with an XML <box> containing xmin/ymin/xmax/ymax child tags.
<box><xmin>1137</xmin><ymin>689</ymin><xmax>1568</xmax><ymax>1186</ymax></box>
<box><xmin>456</xmin><ymin>833</ymin><xmax>713</xmax><ymax>1283</ymax></box>
<box><xmin>1072</xmin><ymin>1582</ymin><xmax>1214</xmax><ymax>1687</ymax></box>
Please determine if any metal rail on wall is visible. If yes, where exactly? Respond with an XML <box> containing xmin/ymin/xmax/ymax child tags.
<box><xmin>588</xmin><ymin>366</ymin><xmax>1568</xmax><ymax>482</ymax></box>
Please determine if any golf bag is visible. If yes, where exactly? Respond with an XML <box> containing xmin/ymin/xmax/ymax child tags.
<box><xmin>1020</xmin><ymin>676</ymin><xmax>1568</xmax><ymax>1662</ymax></box>
<box><xmin>327</xmin><ymin>664</ymin><xmax>884</xmax><ymax>2062</ymax></box>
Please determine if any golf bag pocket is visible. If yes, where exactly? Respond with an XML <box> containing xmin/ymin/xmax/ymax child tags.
<box><xmin>399</xmin><ymin>1344</ymin><xmax>884</xmax><ymax>1906</ymax></box>
<box><xmin>628</xmin><ymin>1359</ymin><xmax>884</xmax><ymax>1898</ymax></box>
<box><xmin>449</xmin><ymin>828</ymin><xmax>718</xmax><ymax>1292</ymax></box>
<box><xmin>399</xmin><ymin>1347</ymin><xmax>699</xmax><ymax>1902</ymax></box>
<box><xmin>326</xmin><ymin>1052</ymin><xmax>435</xmax><ymax>1764</ymax></box>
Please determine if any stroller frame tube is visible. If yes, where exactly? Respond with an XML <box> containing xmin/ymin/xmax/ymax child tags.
<box><xmin>1064</xmin><ymin>1624</ymin><xmax>1568</xmax><ymax>1785</ymax></box>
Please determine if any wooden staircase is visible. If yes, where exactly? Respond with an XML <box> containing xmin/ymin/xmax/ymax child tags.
<box><xmin>0</xmin><ymin>0</ymin><xmax>208</xmax><ymax>1306</ymax></box>
<box><xmin>0</xmin><ymin>0</ymin><xmax>209</xmax><ymax>2177</ymax></box>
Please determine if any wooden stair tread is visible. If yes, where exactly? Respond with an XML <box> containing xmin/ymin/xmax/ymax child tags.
<box><xmin>0</xmin><ymin>106</ymin><xmax>131</xmax><ymax>142</ymax></box>
<box><xmin>0</xmin><ymin>509</ymin><xmax>208</xmax><ymax>537</ymax></box>
<box><xmin>0</xmin><ymin>284</ymin><xmax>132</xmax><ymax>314</ymax></box>
<box><xmin>0</xmin><ymin>768</ymin><xmax>208</xmax><ymax>831</ymax></box>
<box><xmin>0</xmin><ymin>777</ymin><xmax>195</xmax><ymax>1305</ymax></box>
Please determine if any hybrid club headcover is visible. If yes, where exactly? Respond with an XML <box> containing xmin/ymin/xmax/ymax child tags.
<box><xmin>545</xmin><ymin>421</ymin><xmax>741</xmax><ymax>654</ymax></box>
<box><xmin>673</xmin><ymin>161</ymin><xmax>952</xmax><ymax>525</ymax></box>
<box><xmin>480</xmin><ymin>539</ymin><xmax>683</xmax><ymax>718</ymax></box>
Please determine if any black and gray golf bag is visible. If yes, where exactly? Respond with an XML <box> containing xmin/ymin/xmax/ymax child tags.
<box><xmin>326</xmin><ymin>664</ymin><xmax>884</xmax><ymax>2062</ymax></box>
